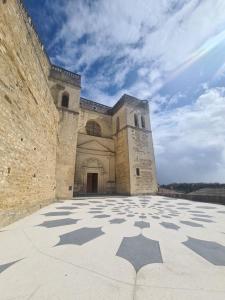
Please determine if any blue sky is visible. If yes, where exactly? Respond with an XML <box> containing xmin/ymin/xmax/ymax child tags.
<box><xmin>24</xmin><ymin>0</ymin><xmax>225</xmax><ymax>184</ymax></box>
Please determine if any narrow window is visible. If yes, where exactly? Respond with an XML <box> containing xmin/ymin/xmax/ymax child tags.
<box><xmin>136</xmin><ymin>168</ymin><xmax>140</xmax><ymax>176</ymax></box>
<box><xmin>61</xmin><ymin>92</ymin><xmax>69</xmax><ymax>108</ymax></box>
<box><xmin>86</xmin><ymin>120</ymin><xmax>101</xmax><ymax>137</ymax></box>
<box><xmin>116</xmin><ymin>116</ymin><xmax>120</xmax><ymax>133</ymax></box>
<box><xmin>134</xmin><ymin>114</ymin><xmax>139</xmax><ymax>127</ymax></box>
<box><xmin>141</xmin><ymin>115</ymin><xmax>145</xmax><ymax>128</ymax></box>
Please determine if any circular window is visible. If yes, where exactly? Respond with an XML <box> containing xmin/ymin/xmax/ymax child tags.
<box><xmin>86</xmin><ymin>121</ymin><xmax>101</xmax><ymax>137</ymax></box>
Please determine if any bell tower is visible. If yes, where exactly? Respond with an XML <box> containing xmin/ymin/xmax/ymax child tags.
<box><xmin>49</xmin><ymin>65</ymin><xmax>81</xmax><ymax>198</ymax></box>
<box><xmin>112</xmin><ymin>94</ymin><xmax>158</xmax><ymax>195</ymax></box>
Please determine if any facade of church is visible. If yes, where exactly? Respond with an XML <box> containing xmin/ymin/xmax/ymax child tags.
<box><xmin>49</xmin><ymin>66</ymin><xmax>158</xmax><ymax>198</ymax></box>
<box><xmin>0</xmin><ymin>0</ymin><xmax>158</xmax><ymax>226</ymax></box>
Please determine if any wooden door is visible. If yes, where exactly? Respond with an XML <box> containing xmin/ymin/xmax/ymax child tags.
<box><xmin>87</xmin><ymin>173</ymin><xmax>92</xmax><ymax>193</ymax></box>
<box><xmin>92</xmin><ymin>173</ymin><xmax>98</xmax><ymax>193</ymax></box>
<box><xmin>87</xmin><ymin>173</ymin><xmax>98</xmax><ymax>193</ymax></box>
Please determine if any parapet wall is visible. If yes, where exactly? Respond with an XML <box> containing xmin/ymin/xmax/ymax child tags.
<box><xmin>0</xmin><ymin>0</ymin><xmax>58</xmax><ymax>226</ymax></box>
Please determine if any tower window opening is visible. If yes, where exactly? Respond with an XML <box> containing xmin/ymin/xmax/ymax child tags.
<box><xmin>141</xmin><ymin>115</ymin><xmax>145</xmax><ymax>128</ymax></box>
<box><xmin>134</xmin><ymin>114</ymin><xmax>139</xmax><ymax>127</ymax></box>
<box><xmin>136</xmin><ymin>168</ymin><xmax>140</xmax><ymax>176</ymax></box>
<box><xmin>116</xmin><ymin>116</ymin><xmax>120</xmax><ymax>133</ymax></box>
<box><xmin>61</xmin><ymin>92</ymin><xmax>69</xmax><ymax>108</ymax></box>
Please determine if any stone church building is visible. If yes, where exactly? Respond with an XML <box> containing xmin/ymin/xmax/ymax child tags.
<box><xmin>49</xmin><ymin>66</ymin><xmax>158</xmax><ymax>198</ymax></box>
<box><xmin>0</xmin><ymin>0</ymin><xmax>157</xmax><ymax>224</ymax></box>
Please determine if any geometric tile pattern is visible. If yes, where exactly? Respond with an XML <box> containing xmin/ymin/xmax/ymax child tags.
<box><xmin>180</xmin><ymin>220</ymin><xmax>204</xmax><ymax>227</ymax></box>
<box><xmin>191</xmin><ymin>217</ymin><xmax>214</xmax><ymax>223</ymax></box>
<box><xmin>94</xmin><ymin>214</ymin><xmax>111</xmax><ymax>218</ymax></box>
<box><xmin>191</xmin><ymin>214</ymin><xmax>213</xmax><ymax>218</ymax></box>
<box><xmin>134</xmin><ymin>221</ymin><xmax>150</xmax><ymax>229</ymax></box>
<box><xmin>38</xmin><ymin>218</ymin><xmax>80</xmax><ymax>228</ymax></box>
<box><xmin>55</xmin><ymin>227</ymin><xmax>105</xmax><ymax>246</ymax></box>
<box><xmin>160</xmin><ymin>222</ymin><xmax>180</xmax><ymax>230</ymax></box>
<box><xmin>0</xmin><ymin>260</ymin><xmax>22</xmax><ymax>274</ymax></box>
<box><xmin>116</xmin><ymin>234</ymin><xmax>163</xmax><ymax>272</ymax></box>
<box><xmin>42</xmin><ymin>211</ymin><xmax>72</xmax><ymax>216</ymax></box>
<box><xmin>109</xmin><ymin>218</ymin><xmax>126</xmax><ymax>224</ymax></box>
<box><xmin>1</xmin><ymin>196</ymin><xmax>225</xmax><ymax>300</ymax></box>
<box><xmin>183</xmin><ymin>237</ymin><xmax>225</xmax><ymax>266</ymax></box>
<box><xmin>56</xmin><ymin>206</ymin><xmax>78</xmax><ymax>210</ymax></box>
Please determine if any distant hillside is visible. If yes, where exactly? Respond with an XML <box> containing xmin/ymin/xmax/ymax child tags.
<box><xmin>160</xmin><ymin>183</ymin><xmax>225</xmax><ymax>194</ymax></box>
<box><xmin>188</xmin><ymin>188</ymin><xmax>225</xmax><ymax>196</ymax></box>
<box><xmin>158</xmin><ymin>188</ymin><xmax>184</xmax><ymax>195</ymax></box>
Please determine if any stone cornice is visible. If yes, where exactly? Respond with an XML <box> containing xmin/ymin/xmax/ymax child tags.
<box><xmin>50</xmin><ymin>65</ymin><xmax>81</xmax><ymax>88</ymax></box>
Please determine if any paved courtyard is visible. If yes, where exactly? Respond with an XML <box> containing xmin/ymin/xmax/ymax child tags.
<box><xmin>1</xmin><ymin>196</ymin><xmax>225</xmax><ymax>299</ymax></box>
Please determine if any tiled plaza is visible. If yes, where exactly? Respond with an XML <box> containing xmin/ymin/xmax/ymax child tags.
<box><xmin>1</xmin><ymin>196</ymin><xmax>225</xmax><ymax>299</ymax></box>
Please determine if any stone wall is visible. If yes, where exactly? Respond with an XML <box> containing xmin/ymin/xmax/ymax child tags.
<box><xmin>128</xmin><ymin>128</ymin><xmax>158</xmax><ymax>194</ymax></box>
<box><xmin>111</xmin><ymin>105</ymin><xmax>130</xmax><ymax>194</ymax></box>
<box><xmin>0</xmin><ymin>0</ymin><xmax>58</xmax><ymax>226</ymax></box>
<box><xmin>55</xmin><ymin>109</ymin><xmax>79</xmax><ymax>198</ymax></box>
<box><xmin>114</xmin><ymin>129</ymin><xmax>131</xmax><ymax>194</ymax></box>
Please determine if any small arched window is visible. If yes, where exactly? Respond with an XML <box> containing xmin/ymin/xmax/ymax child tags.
<box><xmin>61</xmin><ymin>92</ymin><xmax>69</xmax><ymax>108</ymax></box>
<box><xmin>116</xmin><ymin>116</ymin><xmax>120</xmax><ymax>133</ymax></box>
<box><xmin>134</xmin><ymin>114</ymin><xmax>139</xmax><ymax>127</ymax></box>
<box><xmin>141</xmin><ymin>115</ymin><xmax>145</xmax><ymax>128</ymax></box>
<box><xmin>86</xmin><ymin>120</ymin><xmax>101</xmax><ymax>137</ymax></box>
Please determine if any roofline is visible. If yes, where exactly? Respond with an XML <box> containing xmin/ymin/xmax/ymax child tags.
<box><xmin>80</xmin><ymin>94</ymin><xmax>149</xmax><ymax>115</ymax></box>
<box><xmin>109</xmin><ymin>94</ymin><xmax>149</xmax><ymax>114</ymax></box>
<box><xmin>51</xmin><ymin>64</ymin><xmax>81</xmax><ymax>80</ymax></box>
<box><xmin>80</xmin><ymin>97</ymin><xmax>111</xmax><ymax>110</ymax></box>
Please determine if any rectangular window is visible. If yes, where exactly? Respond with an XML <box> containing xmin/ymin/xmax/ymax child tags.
<box><xmin>136</xmin><ymin>168</ymin><xmax>140</xmax><ymax>176</ymax></box>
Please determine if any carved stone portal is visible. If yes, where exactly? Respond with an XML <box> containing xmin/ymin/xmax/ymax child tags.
<box><xmin>80</xmin><ymin>158</ymin><xmax>105</xmax><ymax>193</ymax></box>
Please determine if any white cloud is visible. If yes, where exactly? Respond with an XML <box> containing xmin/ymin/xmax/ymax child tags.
<box><xmin>49</xmin><ymin>0</ymin><xmax>225</xmax><ymax>98</ymax></box>
<box><xmin>152</xmin><ymin>87</ymin><xmax>225</xmax><ymax>183</ymax></box>
<box><xmin>43</xmin><ymin>0</ymin><xmax>225</xmax><ymax>183</ymax></box>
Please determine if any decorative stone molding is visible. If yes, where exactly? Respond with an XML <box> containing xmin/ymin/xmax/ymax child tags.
<box><xmin>81</xmin><ymin>158</ymin><xmax>105</xmax><ymax>172</ymax></box>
